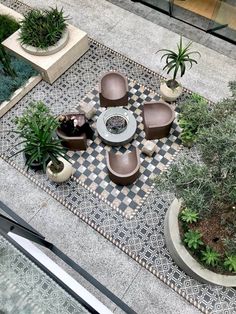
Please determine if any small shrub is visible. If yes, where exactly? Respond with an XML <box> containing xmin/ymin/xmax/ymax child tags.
<box><xmin>201</xmin><ymin>246</ymin><xmax>220</xmax><ymax>267</ymax></box>
<box><xmin>224</xmin><ymin>255</ymin><xmax>236</xmax><ymax>273</ymax></box>
<box><xmin>0</xmin><ymin>14</ymin><xmax>20</xmax><ymax>77</ymax></box>
<box><xmin>0</xmin><ymin>56</ymin><xmax>37</xmax><ymax>102</ymax></box>
<box><xmin>0</xmin><ymin>14</ymin><xmax>19</xmax><ymax>42</ymax></box>
<box><xmin>178</xmin><ymin>93</ymin><xmax>209</xmax><ymax>147</ymax></box>
<box><xmin>180</xmin><ymin>208</ymin><xmax>199</xmax><ymax>224</ymax></box>
<box><xmin>20</xmin><ymin>7</ymin><xmax>68</xmax><ymax>49</ymax></box>
<box><xmin>184</xmin><ymin>230</ymin><xmax>203</xmax><ymax>250</ymax></box>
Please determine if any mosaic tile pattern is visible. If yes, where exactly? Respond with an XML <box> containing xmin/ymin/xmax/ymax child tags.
<box><xmin>0</xmin><ymin>235</ymin><xmax>90</xmax><ymax>313</ymax></box>
<box><xmin>71</xmin><ymin>81</ymin><xmax>181</xmax><ymax>214</ymax></box>
<box><xmin>1</xmin><ymin>1</ymin><xmax>236</xmax><ymax>313</ymax></box>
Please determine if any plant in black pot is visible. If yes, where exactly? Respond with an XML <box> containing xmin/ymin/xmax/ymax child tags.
<box><xmin>12</xmin><ymin>101</ymin><xmax>73</xmax><ymax>183</ymax></box>
<box><xmin>19</xmin><ymin>7</ymin><xmax>69</xmax><ymax>56</ymax></box>
<box><xmin>157</xmin><ymin>36</ymin><xmax>200</xmax><ymax>102</ymax></box>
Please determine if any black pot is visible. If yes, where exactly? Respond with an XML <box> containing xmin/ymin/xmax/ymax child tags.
<box><xmin>23</xmin><ymin>153</ymin><xmax>49</xmax><ymax>171</ymax></box>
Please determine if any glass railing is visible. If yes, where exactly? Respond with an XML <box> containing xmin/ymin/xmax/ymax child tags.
<box><xmin>134</xmin><ymin>0</ymin><xmax>236</xmax><ymax>44</ymax></box>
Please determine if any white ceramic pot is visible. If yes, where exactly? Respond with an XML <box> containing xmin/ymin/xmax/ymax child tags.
<box><xmin>160</xmin><ymin>80</ymin><xmax>183</xmax><ymax>102</ymax></box>
<box><xmin>46</xmin><ymin>157</ymin><xmax>73</xmax><ymax>183</ymax></box>
<box><xmin>21</xmin><ymin>28</ymin><xmax>69</xmax><ymax>56</ymax></box>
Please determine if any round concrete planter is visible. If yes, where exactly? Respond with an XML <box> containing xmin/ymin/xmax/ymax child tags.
<box><xmin>21</xmin><ymin>28</ymin><xmax>69</xmax><ymax>56</ymax></box>
<box><xmin>46</xmin><ymin>157</ymin><xmax>73</xmax><ymax>183</ymax></box>
<box><xmin>164</xmin><ymin>198</ymin><xmax>236</xmax><ymax>287</ymax></box>
<box><xmin>160</xmin><ymin>81</ymin><xmax>183</xmax><ymax>102</ymax></box>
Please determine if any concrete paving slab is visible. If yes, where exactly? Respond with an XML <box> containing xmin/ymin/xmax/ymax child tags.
<box><xmin>0</xmin><ymin>159</ymin><xmax>50</xmax><ymax>221</ymax></box>
<box><xmin>114</xmin><ymin>267</ymin><xmax>201</xmax><ymax>314</ymax></box>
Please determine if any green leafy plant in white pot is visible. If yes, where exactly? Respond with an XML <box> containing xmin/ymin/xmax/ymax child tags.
<box><xmin>157</xmin><ymin>36</ymin><xmax>200</xmax><ymax>102</ymax></box>
<box><xmin>13</xmin><ymin>101</ymin><xmax>74</xmax><ymax>183</ymax></box>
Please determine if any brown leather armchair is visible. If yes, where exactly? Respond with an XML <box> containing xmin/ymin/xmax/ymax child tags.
<box><xmin>106</xmin><ymin>148</ymin><xmax>140</xmax><ymax>185</ymax></box>
<box><xmin>142</xmin><ymin>101</ymin><xmax>175</xmax><ymax>139</ymax></box>
<box><xmin>56</xmin><ymin>113</ymin><xmax>87</xmax><ymax>151</ymax></box>
<box><xmin>99</xmin><ymin>71</ymin><xmax>128</xmax><ymax>107</ymax></box>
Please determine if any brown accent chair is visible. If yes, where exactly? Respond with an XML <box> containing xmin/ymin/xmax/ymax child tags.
<box><xmin>99</xmin><ymin>71</ymin><xmax>128</xmax><ymax>107</ymax></box>
<box><xmin>56</xmin><ymin>113</ymin><xmax>87</xmax><ymax>151</ymax></box>
<box><xmin>142</xmin><ymin>101</ymin><xmax>175</xmax><ymax>140</ymax></box>
<box><xmin>106</xmin><ymin>148</ymin><xmax>140</xmax><ymax>185</ymax></box>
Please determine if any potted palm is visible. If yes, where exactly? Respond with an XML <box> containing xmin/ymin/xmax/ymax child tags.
<box><xmin>157</xmin><ymin>37</ymin><xmax>200</xmax><ymax>102</ymax></box>
<box><xmin>13</xmin><ymin>101</ymin><xmax>73</xmax><ymax>183</ymax></box>
<box><xmin>19</xmin><ymin>7</ymin><xmax>69</xmax><ymax>56</ymax></box>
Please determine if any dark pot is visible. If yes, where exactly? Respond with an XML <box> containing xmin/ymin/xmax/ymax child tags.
<box><xmin>24</xmin><ymin>153</ymin><xmax>49</xmax><ymax>171</ymax></box>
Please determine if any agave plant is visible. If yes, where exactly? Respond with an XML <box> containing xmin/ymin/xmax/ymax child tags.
<box><xmin>157</xmin><ymin>36</ymin><xmax>200</xmax><ymax>89</ymax></box>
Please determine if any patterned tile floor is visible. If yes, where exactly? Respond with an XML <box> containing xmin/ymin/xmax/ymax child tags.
<box><xmin>71</xmin><ymin>81</ymin><xmax>181</xmax><ymax>215</ymax></box>
<box><xmin>0</xmin><ymin>234</ymin><xmax>90</xmax><ymax>313</ymax></box>
<box><xmin>1</xmin><ymin>1</ymin><xmax>236</xmax><ymax>313</ymax></box>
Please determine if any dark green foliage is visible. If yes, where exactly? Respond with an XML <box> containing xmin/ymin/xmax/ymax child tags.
<box><xmin>0</xmin><ymin>56</ymin><xmax>37</xmax><ymax>102</ymax></box>
<box><xmin>155</xmin><ymin>82</ymin><xmax>236</xmax><ymax>273</ymax></box>
<box><xmin>180</xmin><ymin>208</ymin><xmax>199</xmax><ymax>224</ymax></box>
<box><xmin>178</xmin><ymin>93</ymin><xmax>209</xmax><ymax>147</ymax></box>
<box><xmin>0</xmin><ymin>14</ymin><xmax>20</xmax><ymax>77</ymax></box>
<box><xmin>157</xmin><ymin>36</ymin><xmax>200</xmax><ymax>88</ymax></box>
<box><xmin>13</xmin><ymin>101</ymin><xmax>66</xmax><ymax>172</ymax></box>
<box><xmin>20</xmin><ymin>7</ymin><xmax>68</xmax><ymax>49</ymax></box>
<box><xmin>0</xmin><ymin>14</ymin><xmax>20</xmax><ymax>42</ymax></box>
<box><xmin>184</xmin><ymin>230</ymin><xmax>203</xmax><ymax>250</ymax></box>
<box><xmin>0</xmin><ymin>46</ymin><xmax>16</xmax><ymax>77</ymax></box>
<box><xmin>201</xmin><ymin>246</ymin><xmax>220</xmax><ymax>267</ymax></box>
<box><xmin>223</xmin><ymin>255</ymin><xmax>236</xmax><ymax>272</ymax></box>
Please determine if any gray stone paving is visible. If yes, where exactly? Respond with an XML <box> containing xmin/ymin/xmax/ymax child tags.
<box><xmin>0</xmin><ymin>159</ymin><xmax>200</xmax><ymax>314</ymax></box>
<box><xmin>106</xmin><ymin>0</ymin><xmax>236</xmax><ymax>60</ymax></box>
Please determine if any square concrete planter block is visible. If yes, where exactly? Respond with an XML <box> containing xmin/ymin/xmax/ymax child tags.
<box><xmin>3</xmin><ymin>24</ymin><xmax>89</xmax><ymax>84</ymax></box>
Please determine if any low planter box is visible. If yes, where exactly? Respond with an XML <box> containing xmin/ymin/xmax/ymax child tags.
<box><xmin>3</xmin><ymin>24</ymin><xmax>89</xmax><ymax>84</ymax></box>
<box><xmin>0</xmin><ymin>74</ymin><xmax>42</xmax><ymax>118</ymax></box>
<box><xmin>164</xmin><ymin>198</ymin><xmax>236</xmax><ymax>287</ymax></box>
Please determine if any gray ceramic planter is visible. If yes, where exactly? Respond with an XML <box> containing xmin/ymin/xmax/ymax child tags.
<box><xmin>164</xmin><ymin>198</ymin><xmax>236</xmax><ymax>287</ymax></box>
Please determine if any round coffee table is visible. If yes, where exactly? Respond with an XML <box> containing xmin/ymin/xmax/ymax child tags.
<box><xmin>96</xmin><ymin>108</ymin><xmax>137</xmax><ymax>146</ymax></box>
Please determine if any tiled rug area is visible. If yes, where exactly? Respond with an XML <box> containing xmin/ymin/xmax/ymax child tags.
<box><xmin>0</xmin><ymin>235</ymin><xmax>90</xmax><ymax>313</ymax></box>
<box><xmin>1</xmin><ymin>1</ymin><xmax>236</xmax><ymax>313</ymax></box>
<box><xmin>71</xmin><ymin>81</ymin><xmax>181</xmax><ymax>215</ymax></box>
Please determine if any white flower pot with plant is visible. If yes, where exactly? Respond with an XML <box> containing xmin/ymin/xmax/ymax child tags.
<box><xmin>157</xmin><ymin>37</ymin><xmax>200</xmax><ymax>102</ymax></box>
<box><xmin>46</xmin><ymin>156</ymin><xmax>73</xmax><ymax>183</ymax></box>
<box><xmin>11</xmin><ymin>101</ymin><xmax>72</xmax><ymax>183</ymax></box>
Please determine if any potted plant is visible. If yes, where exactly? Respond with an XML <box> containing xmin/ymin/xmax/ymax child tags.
<box><xmin>19</xmin><ymin>7</ymin><xmax>69</xmax><ymax>56</ymax></box>
<box><xmin>12</xmin><ymin>101</ymin><xmax>74</xmax><ymax>183</ymax></box>
<box><xmin>178</xmin><ymin>93</ymin><xmax>209</xmax><ymax>147</ymax></box>
<box><xmin>157</xmin><ymin>36</ymin><xmax>200</xmax><ymax>102</ymax></box>
<box><xmin>57</xmin><ymin>113</ymin><xmax>94</xmax><ymax>151</ymax></box>
<box><xmin>155</xmin><ymin>82</ymin><xmax>236</xmax><ymax>286</ymax></box>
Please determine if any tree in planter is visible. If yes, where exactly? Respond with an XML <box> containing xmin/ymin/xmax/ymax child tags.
<box><xmin>155</xmin><ymin>82</ymin><xmax>236</xmax><ymax>274</ymax></box>
<box><xmin>12</xmin><ymin>101</ymin><xmax>67</xmax><ymax>173</ymax></box>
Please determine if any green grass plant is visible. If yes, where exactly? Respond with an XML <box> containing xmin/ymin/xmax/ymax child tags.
<box><xmin>0</xmin><ymin>56</ymin><xmax>37</xmax><ymax>103</ymax></box>
<box><xmin>0</xmin><ymin>14</ymin><xmax>20</xmax><ymax>42</ymax></box>
<box><xmin>19</xmin><ymin>7</ymin><xmax>68</xmax><ymax>49</ymax></box>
